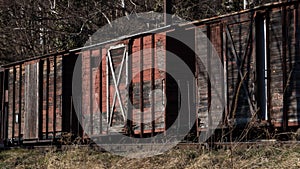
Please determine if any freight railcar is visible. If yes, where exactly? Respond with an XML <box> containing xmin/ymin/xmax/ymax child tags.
<box><xmin>0</xmin><ymin>1</ymin><xmax>300</xmax><ymax>146</ymax></box>
<box><xmin>0</xmin><ymin>53</ymin><xmax>81</xmax><ymax>146</ymax></box>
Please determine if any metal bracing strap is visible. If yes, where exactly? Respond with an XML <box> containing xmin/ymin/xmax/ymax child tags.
<box><xmin>107</xmin><ymin>46</ymin><xmax>127</xmax><ymax>126</ymax></box>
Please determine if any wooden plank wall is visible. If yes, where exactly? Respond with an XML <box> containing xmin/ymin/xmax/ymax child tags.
<box><xmin>3</xmin><ymin>55</ymin><xmax>63</xmax><ymax>141</ymax></box>
<box><xmin>24</xmin><ymin>63</ymin><xmax>38</xmax><ymax>139</ymax></box>
<box><xmin>80</xmin><ymin>34</ymin><xmax>167</xmax><ymax>136</ymax></box>
<box><xmin>195</xmin><ymin>26</ymin><xmax>210</xmax><ymax>130</ymax></box>
<box><xmin>225</xmin><ymin>14</ymin><xmax>256</xmax><ymax>125</ymax></box>
<box><xmin>269</xmin><ymin>4</ymin><xmax>300</xmax><ymax>128</ymax></box>
<box><xmin>131</xmin><ymin>34</ymin><xmax>166</xmax><ymax>135</ymax></box>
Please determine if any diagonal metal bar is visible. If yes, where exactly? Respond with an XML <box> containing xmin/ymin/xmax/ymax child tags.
<box><xmin>226</xmin><ymin>18</ymin><xmax>255</xmax><ymax>112</ymax></box>
<box><xmin>241</xmin><ymin>17</ymin><xmax>254</xmax><ymax>66</ymax></box>
<box><xmin>105</xmin><ymin>44</ymin><xmax>126</xmax><ymax>126</ymax></box>
<box><xmin>109</xmin><ymin>49</ymin><xmax>127</xmax><ymax>120</ymax></box>
<box><xmin>107</xmin><ymin>50</ymin><xmax>126</xmax><ymax>125</ymax></box>
<box><xmin>106</xmin><ymin>55</ymin><xmax>110</xmax><ymax>127</ymax></box>
<box><xmin>108</xmin><ymin>48</ymin><xmax>127</xmax><ymax>126</ymax></box>
<box><xmin>225</xmin><ymin>24</ymin><xmax>255</xmax><ymax>115</ymax></box>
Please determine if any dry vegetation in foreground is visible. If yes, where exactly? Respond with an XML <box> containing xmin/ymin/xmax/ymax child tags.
<box><xmin>0</xmin><ymin>144</ymin><xmax>300</xmax><ymax>169</ymax></box>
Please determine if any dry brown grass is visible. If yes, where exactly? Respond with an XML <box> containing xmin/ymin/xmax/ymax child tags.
<box><xmin>0</xmin><ymin>144</ymin><xmax>300</xmax><ymax>169</ymax></box>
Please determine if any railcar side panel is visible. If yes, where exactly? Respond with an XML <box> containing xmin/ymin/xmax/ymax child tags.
<box><xmin>80</xmin><ymin>34</ymin><xmax>167</xmax><ymax>136</ymax></box>
<box><xmin>224</xmin><ymin>14</ymin><xmax>256</xmax><ymax>125</ymax></box>
<box><xmin>24</xmin><ymin>62</ymin><xmax>39</xmax><ymax>139</ymax></box>
<box><xmin>269</xmin><ymin>5</ymin><xmax>300</xmax><ymax>127</ymax></box>
<box><xmin>195</xmin><ymin>26</ymin><xmax>210</xmax><ymax>130</ymax></box>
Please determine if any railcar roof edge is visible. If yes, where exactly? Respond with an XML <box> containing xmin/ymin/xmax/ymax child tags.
<box><xmin>180</xmin><ymin>0</ymin><xmax>299</xmax><ymax>27</ymax></box>
<box><xmin>69</xmin><ymin>24</ymin><xmax>173</xmax><ymax>52</ymax></box>
<box><xmin>0</xmin><ymin>50</ymin><xmax>70</xmax><ymax>68</ymax></box>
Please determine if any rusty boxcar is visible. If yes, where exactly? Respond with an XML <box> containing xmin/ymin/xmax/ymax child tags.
<box><xmin>0</xmin><ymin>1</ymin><xmax>300</xmax><ymax>146</ymax></box>
<box><xmin>0</xmin><ymin>52</ymin><xmax>81</xmax><ymax>145</ymax></box>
